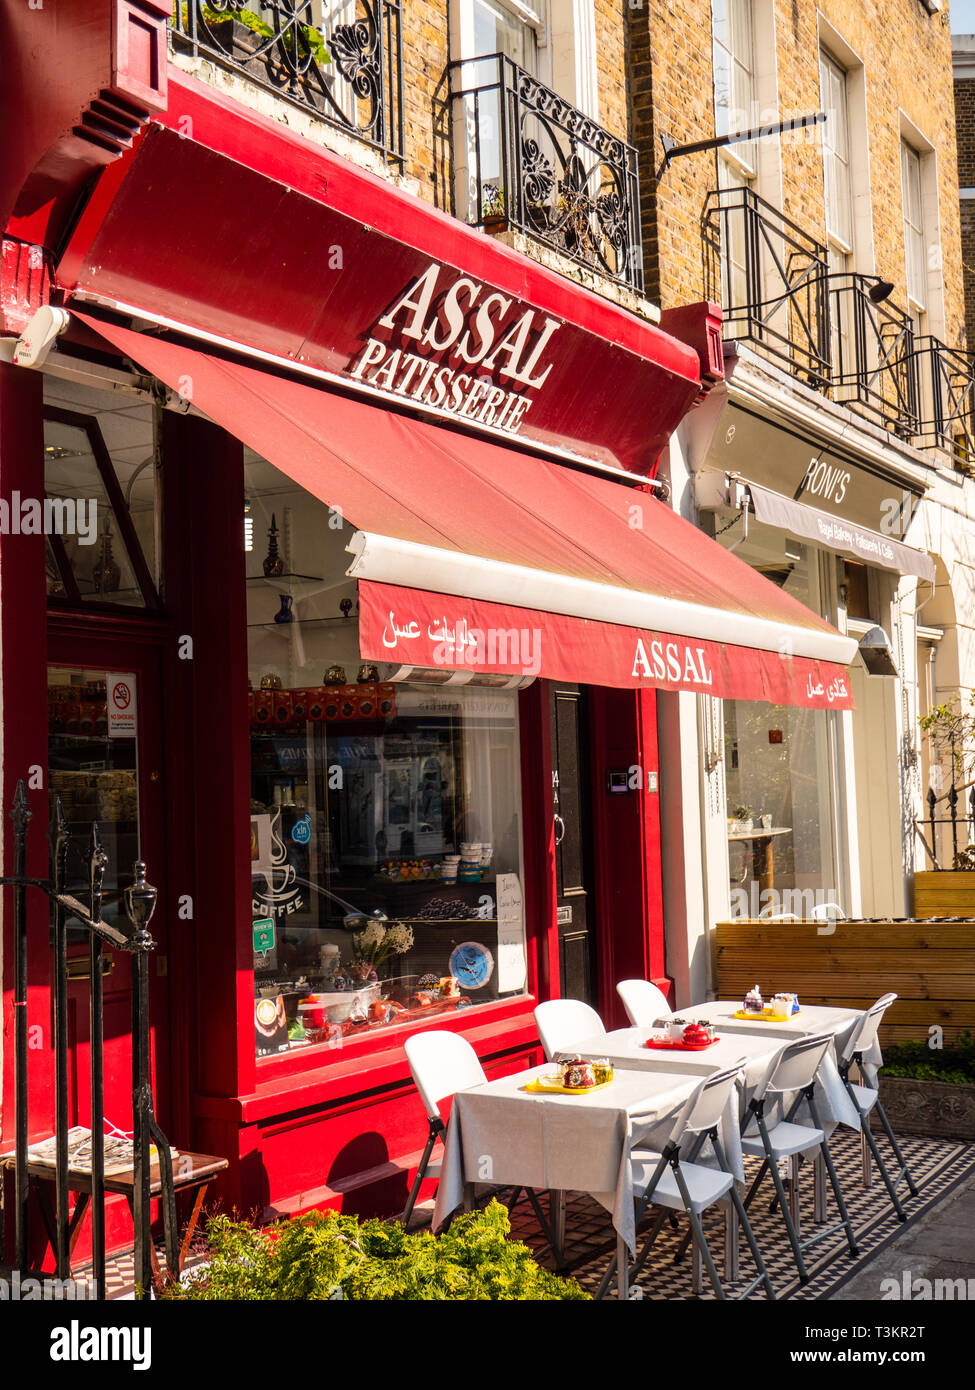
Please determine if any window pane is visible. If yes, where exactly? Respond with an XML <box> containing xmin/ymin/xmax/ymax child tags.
<box><xmin>821</xmin><ymin>52</ymin><xmax>852</xmax><ymax>248</ymax></box>
<box><xmin>472</xmin><ymin>0</ymin><xmax>536</xmax><ymax>69</ymax></box>
<box><xmin>901</xmin><ymin>142</ymin><xmax>925</xmax><ymax>308</ymax></box>
<box><xmin>712</xmin><ymin>0</ymin><xmax>754</xmax><ymax>163</ymax></box>
<box><xmin>44</xmin><ymin>419</ymin><xmax>144</xmax><ymax>606</ymax></box>
<box><xmin>246</xmin><ymin>462</ymin><xmax>528</xmax><ymax>1060</ymax></box>
<box><xmin>724</xmin><ymin>699</ymin><xmax>839</xmax><ymax>917</ymax></box>
<box><xmin>48</xmin><ymin>666</ymin><xmax>141</xmax><ymax>941</ymax></box>
<box><xmin>720</xmin><ymin>542</ymin><xmax>840</xmax><ymax>917</ymax></box>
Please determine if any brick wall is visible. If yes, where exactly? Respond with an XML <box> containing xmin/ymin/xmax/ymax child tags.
<box><xmin>594</xmin><ymin>0</ymin><xmax>629</xmax><ymax>140</ymax></box>
<box><xmin>627</xmin><ymin>0</ymin><xmax>716</xmax><ymax>308</ymax></box>
<box><xmin>955</xmin><ymin>73</ymin><xmax>975</xmax><ymax>353</ymax></box>
<box><xmin>628</xmin><ymin>0</ymin><xmax>965</xmax><ymax>350</ymax></box>
<box><xmin>401</xmin><ymin>0</ymin><xmax>451</xmax><ymax>208</ymax></box>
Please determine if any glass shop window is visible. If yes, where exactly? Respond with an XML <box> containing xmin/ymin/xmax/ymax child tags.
<box><xmin>724</xmin><ymin>699</ymin><xmax>839</xmax><ymax>918</ymax></box>
<box><xmin>43</xmin><ymin>377</ymin><xmax>160</xmax><ymax>609</ymax></box>
<box><xmin>245</xmin><ymin>455</ymin><xmax>528</xmax><ymax>1062</ymax></box>
<box><xmin>717</xmin><ymin>531</ymin><xmax>840</xmax><ymax>918</ymax></box>
<box><xmin>48</xmin><ymin>665</ymin><xmax>141</xmax><ymax>941</ymax></box>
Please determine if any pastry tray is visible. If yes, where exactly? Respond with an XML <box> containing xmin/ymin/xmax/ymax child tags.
<box><xmin>644</xmin><ymin>1036</ymin><xmax>721</xmax><ymax>1051</ymax></box>
<box><xmin>523</xmin><ymin>1076</ymin><xmax>614</xmax><ymax>1095</ymax></box>
<box><xmin>732</xmin><ymin>1009</ymin><xmax>801</xmax><ymax>1021</ymax></box>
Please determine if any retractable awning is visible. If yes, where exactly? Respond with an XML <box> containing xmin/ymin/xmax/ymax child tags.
<box><xmin>76</xmin><ymin>313</ymin><xmax>857</xmax><ymax>709</ymax></box>
<box><xmin>747</xmin><ymin>482</ymin><xmax>935</xmax><ymax>583</ymax></box>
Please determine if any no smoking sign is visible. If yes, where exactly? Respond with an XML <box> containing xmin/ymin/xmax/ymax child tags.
<box><xmin>106</xmin><ymin>672</ymin><xmax>137</xmax><ymax>738</ymax></box>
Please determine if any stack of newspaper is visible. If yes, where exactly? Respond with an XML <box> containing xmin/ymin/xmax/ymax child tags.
<box><xmin>27</xmin><ymin>1126</ymin><xmax>177</xmax><ymax>1176</ymax></box>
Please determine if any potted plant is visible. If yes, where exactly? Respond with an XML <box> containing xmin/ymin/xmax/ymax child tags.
<box><xmin>481</xmin><ymin>185</ymin><xmax>506</xmax><ymax>234</ymax></box>
<box><xmin>174</xmin><ymin>5</ymin><xmax>330</xmax><ymax>71</ymax></box>
<box><xmin>914</xmin><ymin>695</ymin><xmax>975</xmax><ymax>912</ymax></box>
<box><xmin>729</xmin><ymin>805</ymin><xmax>753</xmax><ymax>833</ymax></box>
<box><xmin>877</xmin><ymin>1032</ymin><xmax>975</xmax><ymax>1142</ymax></box>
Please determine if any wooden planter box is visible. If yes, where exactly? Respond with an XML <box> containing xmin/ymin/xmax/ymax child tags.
<box><xmin>877</xmin><ymin>1076</ymin><xmax>975</xmax><ymax>1142</ymax></box>
<box><xmin>713</xmin><ymin>918</ymin><xmax>975</xmax><ymax>1045</ymax></box>
<box><xmin>913</xmin><ymin>870</ymin><xmax>975</xmax><ymax>918</ymax></box>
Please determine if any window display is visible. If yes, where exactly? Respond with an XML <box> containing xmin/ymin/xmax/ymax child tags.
<box><xmin>47</xmin><ymin>667</ymin><xmax>141</xmax><ymax>939</ymax></box>
<box><xmin>718</xmin><ymin>533</ymin><xmax>840</xmax><ymax>916</ymax></box>
<box><xmin>245</xmin><ymin>456</ymin><xmax>528</xmax><ymax>1060</ymax></box>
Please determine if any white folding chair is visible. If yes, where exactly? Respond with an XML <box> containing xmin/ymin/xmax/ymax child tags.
<box><xmin>741</xmin><ymin>1033</ymin><xmax>859</xmax><ymax>1283</ymax></box>
<box><xmin>534</xmin><ymin>998</ymin><xmax>605</xmax><ymax>1061</ymax></box>
<box><xmin>616</xmin><ymin>979</ymin><xmax>673</xmax><ymax>1028</ymax></box>
<box><xmin>837</xmin><ymin>992</ymin><xmax>918</xmax><ymax>1220</ymax></box>
<box><xmin>597</xmin><ymin>1061</ymin><xmax>776</xmax><ymax>1301</ymax></box>
<box><xmin>401</xmin><ymin>1030</ymin><xmax>486</xmax><ymax>1224</ymax></box>
<box><xmin>401</xmin><ymin>1030</ymin><xmax>552</xmax><ymax>1240</ymax></box>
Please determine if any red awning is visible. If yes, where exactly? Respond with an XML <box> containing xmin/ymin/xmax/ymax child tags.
<box><xmin>75</xmin><ymin>313</ymin><xmax>857</xmax><ymax>708</ymax></box>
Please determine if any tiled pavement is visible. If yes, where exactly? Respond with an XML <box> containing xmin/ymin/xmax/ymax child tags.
<box><xmin>497</xmin><ymin>1130</ymin><xmax>975</xmax><ymax>1300</ymax></box>
<box><xmin>72</xmin><ymin>1128</ymin><xmax>974</xmax><ymax>1299</ymax></box>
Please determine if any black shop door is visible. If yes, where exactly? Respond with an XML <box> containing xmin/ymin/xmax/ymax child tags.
<box><xmin>551</xmin><ymin>683</ymin><xmax>596</xmax><ymax>1005</ymax></box>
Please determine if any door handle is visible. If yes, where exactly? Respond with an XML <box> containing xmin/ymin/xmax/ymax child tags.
<box><xmin>553</xmin><ymin>813</ymin><xmax>566</xmax><ymax>846</ymax></box>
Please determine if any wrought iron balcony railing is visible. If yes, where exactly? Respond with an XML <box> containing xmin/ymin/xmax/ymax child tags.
<box><xmin>170</xmin><ymin>1</ymin><xmax>404</xmax><ymax>170</ymax></box>
<box><xmin>448</xmin><ymin>54</ymin><xmax>644</xmax><ymax>292</ymax></box>
<box><xmin>826</xmin><ymin>271</ymin><xmax>919</xmax><ymax>437</ymax></box>
<box><xmin>913</xmin><ymin>335</ymin><xmax>975</xmax><ymax>466</ymax></box>
<box><xmin>703</xmin><ymin>185</ymin><xmax>830</xmax><ymax>385</ymax></box>
<box><xmin>704</xmin><ymin>186</ymin><xmax>975</xmax><ymax>466</ymax></box>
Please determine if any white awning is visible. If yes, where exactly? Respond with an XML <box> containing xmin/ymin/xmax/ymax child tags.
<box><xmin>746</xmin><ymin>482</ymin><xmax>935</xmax><ymax>583</ymax></box>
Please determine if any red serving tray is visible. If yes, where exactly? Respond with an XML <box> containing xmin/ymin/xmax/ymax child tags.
<box><xmin>644</xmin><ymin>1036</ymin><xmax>721</xmax><ymax>1051</ymax></box>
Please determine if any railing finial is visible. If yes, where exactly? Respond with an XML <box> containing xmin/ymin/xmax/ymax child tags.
<box><xmin>11</xmin><ymin>779</ymin><xmax>32</xmax><ymax>835</ymax></box>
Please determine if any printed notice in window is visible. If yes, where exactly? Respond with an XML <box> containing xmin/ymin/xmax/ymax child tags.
<box><xmin>496</xmin><ymin>872</ymin><xmax>527</xmax><ymax>992</ymax></box>
<box><xmin>106</xmin><ymin>672</ymin><xmax>137</xmax><ymax>739</ymax></box>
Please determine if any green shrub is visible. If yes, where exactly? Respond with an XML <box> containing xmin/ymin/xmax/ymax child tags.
<box><xmin>880</xmin><ymin>1031</ymin><xmax>975</xmax><ymax>1086</ymax></box>
<box><xmin>164</xmin><ymin>1199</ymin><xmax>589</xmax><ymax>1301</ymax></box>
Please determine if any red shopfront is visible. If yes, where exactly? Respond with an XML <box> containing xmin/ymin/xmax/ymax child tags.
<box><xmin>0</xmin><ymin>3</ymin><xmax>857</xmax><ymax>1237</ymax></box>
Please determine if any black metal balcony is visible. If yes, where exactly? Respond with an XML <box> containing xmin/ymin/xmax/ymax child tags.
<box><xmin>913</xmin><ymin>336</ymin><xmax>975</xmax><ymax>466</ymax></box>
<box><xmin>704</xmin><ymin>185</ymin><xmax>975</xmax><ymax>467</ymax></box>
<box><xmin>703</xmin><ymin>186</ymin><xmax>830</xmax><ymax>384</ymax></box>
<box><xmin>170</xmin><ymin>1</ymin><xmax>404</xmax><ymax>170</ymax></box>
<box><xmin>826</xmin><ymin>271</ymin><xmax>919</xmax><ymax>437</ymax></box>
<box><xmin>448</xmin><ymin>54</ymin><xmax>644</xmax><ymax>292</ymax></box>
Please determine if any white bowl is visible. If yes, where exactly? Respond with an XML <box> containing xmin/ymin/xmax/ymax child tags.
<box><xmin>315</xmin><ymin>984</ymin><xmax>381</xmax><ymax>1022</ymax></box>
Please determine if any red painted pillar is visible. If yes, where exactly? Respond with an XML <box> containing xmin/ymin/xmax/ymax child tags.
<box><xmin>160</xmin><ymin>410</ymin><xmax>251</xmax><ymax>1193</ymax></box>
<box><xmin>589</xmin><ymin>686</ymin><xmax>668</xmax><ymax>1029</ymax></box>
<box><xmin>519</xmin><ymin>680</ymin><xmax>558</xmax><ymax>1002</ymax></box>
<box><xmin>0</xmin><ymin>361</ymin><xmax>53</xmax><ymax>1261</ymax></box>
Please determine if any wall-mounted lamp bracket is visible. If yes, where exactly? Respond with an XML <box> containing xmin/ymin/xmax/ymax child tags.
<box><xmin>661</xmin><ymin>112</ymin><xmax>826</xmax><ymax>167</ymax></box>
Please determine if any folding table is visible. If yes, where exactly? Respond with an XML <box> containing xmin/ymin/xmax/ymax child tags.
<box><xmin>432</xmin><ymin>1062</ymin><xmax>741</xmax><ymax>1297</ymax></box>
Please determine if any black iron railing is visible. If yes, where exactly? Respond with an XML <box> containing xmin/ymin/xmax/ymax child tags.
<box><xmin>703</xmin><ymin>186</ymin><xmax>830</xmax><ymax>384</ymax></box>
<box><xmin>704</xmin><ymin>186</ymin><xmax>975</xmax><ymax>467</ymax></box>
<box><xmin>170</xmin><ymin>1</ymin><xmax>405</xmax><ymax>170</ymax></box>
<box><xmin>913</xmin><ymin>335</ymin><xmax>975</xmax><ymax>466</ymax></box>
<box><xmin>826</xmin><ymin>272</ymin><xmax>919</xmax><ymax>437</ymax></box>
<box><xmin>448</xmin><ymin>54</ymin><xmax>644</xmax><ymax>291</ymax></box>
<box><xmin>2</xmin><ymin>781</ymin><xmax>174</xmax><ymax>1299</ymax></box>
<box><xmin>916</xmin><ymin>784</ymin><xmax>975</xmax><ymax>870</ymax></box>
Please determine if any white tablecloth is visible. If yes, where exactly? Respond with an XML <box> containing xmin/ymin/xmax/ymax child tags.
<box><xmin>432</xmin><ymin>1063</ymin><xmax>741</xmax><ymax>1254</ymax></box>
<box><xmin>682</xmin><ymin>1002</ymin><xmax>875</xmax><ymax>1130</ymax></box>
<box><xmin>573</xmin><ymin>1026</ymin><xmax>781</xmax><ymax>1091</ymax></box>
